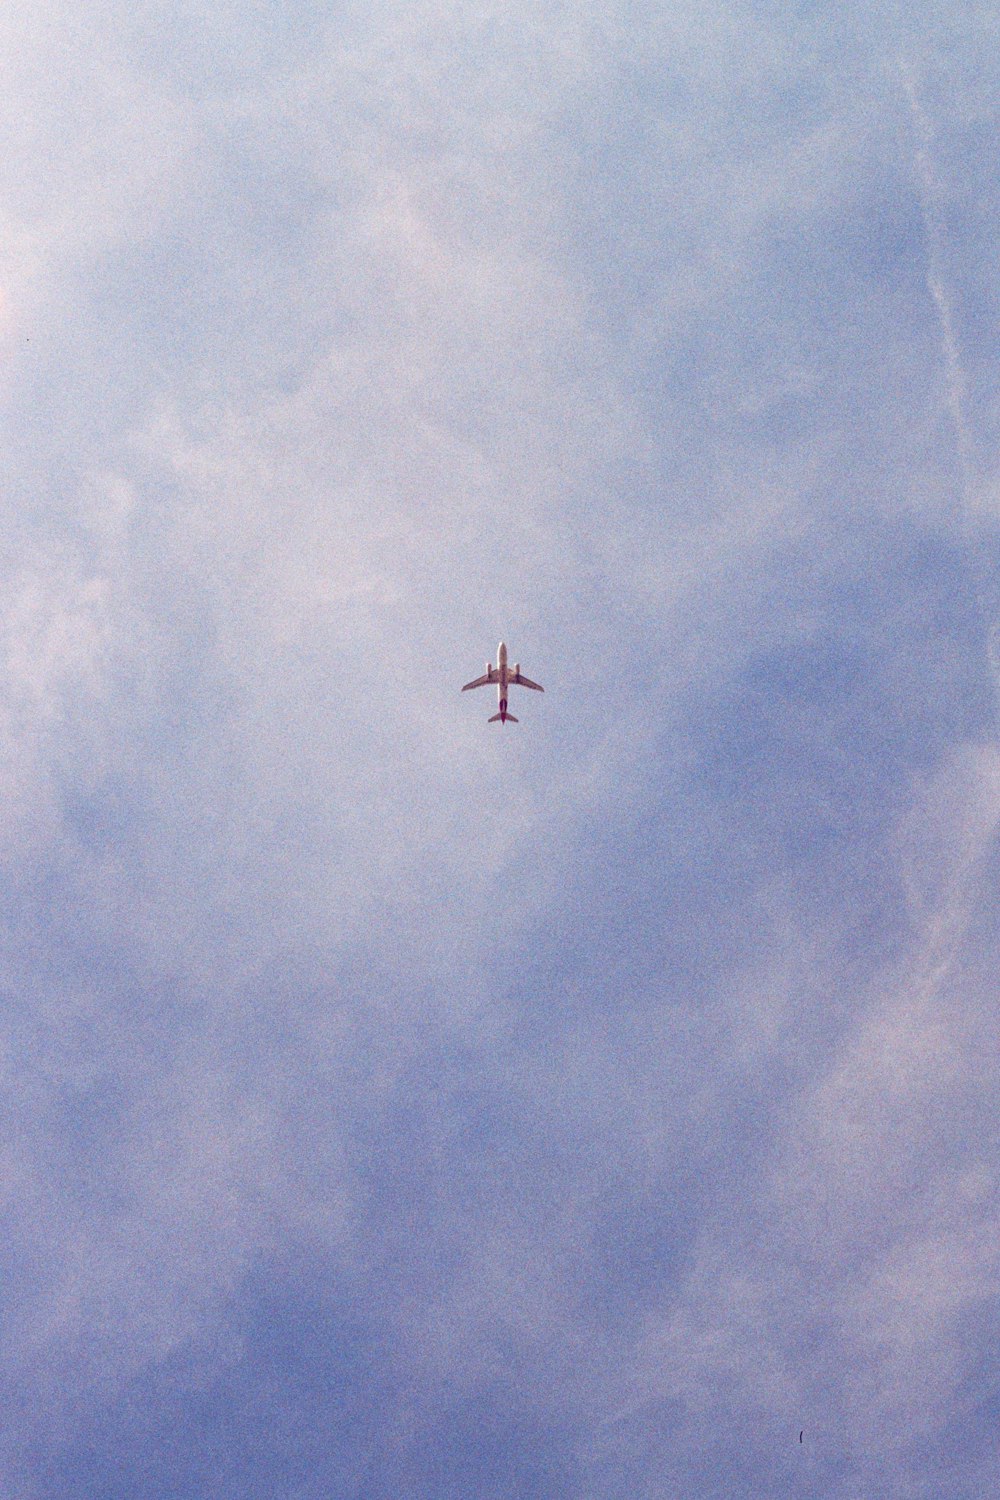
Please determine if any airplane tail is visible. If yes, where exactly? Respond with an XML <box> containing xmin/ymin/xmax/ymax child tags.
<box><xmin>488</xmin><ymin>712</ymin><xmax>518</xmax><ymax>723</ymax></box>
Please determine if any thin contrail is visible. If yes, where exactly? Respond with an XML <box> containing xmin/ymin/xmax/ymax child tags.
<box><xmin>900</xmin><ymin>61</ymin><xmax>1000</xmax><ymax>723</ymax></box>
<box><xmin>900</xmin><ymin>60</ymin><xmax>975</xmax><ymax>516</ymax></box>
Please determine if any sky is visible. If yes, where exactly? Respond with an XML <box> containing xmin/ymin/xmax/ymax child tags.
<box><xmin>1</xmin><ymin>2</ymin><xmax>999</xmax><ymax>1495</ymax></box>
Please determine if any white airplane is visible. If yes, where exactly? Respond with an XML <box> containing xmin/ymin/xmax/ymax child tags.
<box><xmin>462</xmin><ymin>641</ymin><xmax>544</xmax><ymax>724</ymax></box>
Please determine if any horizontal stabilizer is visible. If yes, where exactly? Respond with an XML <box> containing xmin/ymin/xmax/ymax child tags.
<box><xmin>488</xmin><ymin>712</ymin><xmax>518</xmax><ymax>723</ymax></box>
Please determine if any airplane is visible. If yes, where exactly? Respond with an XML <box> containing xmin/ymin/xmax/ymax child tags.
<box><xmin>462</xmin><ymin>641</ymin><xmax>544</xmax><ymax>724</ymax></box>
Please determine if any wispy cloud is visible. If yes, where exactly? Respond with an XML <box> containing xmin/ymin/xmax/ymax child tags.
<box><xmin>1</xmin><ymin>4</ymin><xmax>999</xmax><ymax>1497</ymax></box>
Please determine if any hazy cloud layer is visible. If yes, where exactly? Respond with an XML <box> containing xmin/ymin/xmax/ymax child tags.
<box><xmin>1</xmin><ymin>3</ymin><xmax>999</xmax><ymax>1496</ymax></box>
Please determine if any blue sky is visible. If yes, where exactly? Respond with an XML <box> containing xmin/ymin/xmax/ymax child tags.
<box><xmin>2</xmin><ymin>3</ymin><xmax>999</xmax><ymax>1495</ymax></box>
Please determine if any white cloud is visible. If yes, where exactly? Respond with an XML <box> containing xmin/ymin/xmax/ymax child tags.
<box><xmin>1</xmin><ymin>3</ymin><xmax>999</xmax><ymax>1495</ymax></box>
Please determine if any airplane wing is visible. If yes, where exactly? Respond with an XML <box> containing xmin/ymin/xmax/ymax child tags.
<box><xmin>462</xmin><ymin>669</ymin><xmax>498</xmax><ymax>691</ymax></box>
<box><xmin>511</xmin><ymin>671</ymin><xmax>544</xmax><ymax>692</ymax></box>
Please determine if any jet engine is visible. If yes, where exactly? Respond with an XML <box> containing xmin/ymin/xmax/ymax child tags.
<box><xmin>513</xmin><ymin>663</ymin><xmax>519</xmax><ymax>678</ymax></box>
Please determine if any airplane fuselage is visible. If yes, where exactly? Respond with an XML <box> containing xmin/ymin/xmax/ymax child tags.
<box><xmin>496</xmin><ymin>640</ymin><xmax>510</xmax><ymax>720</ymax></box>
